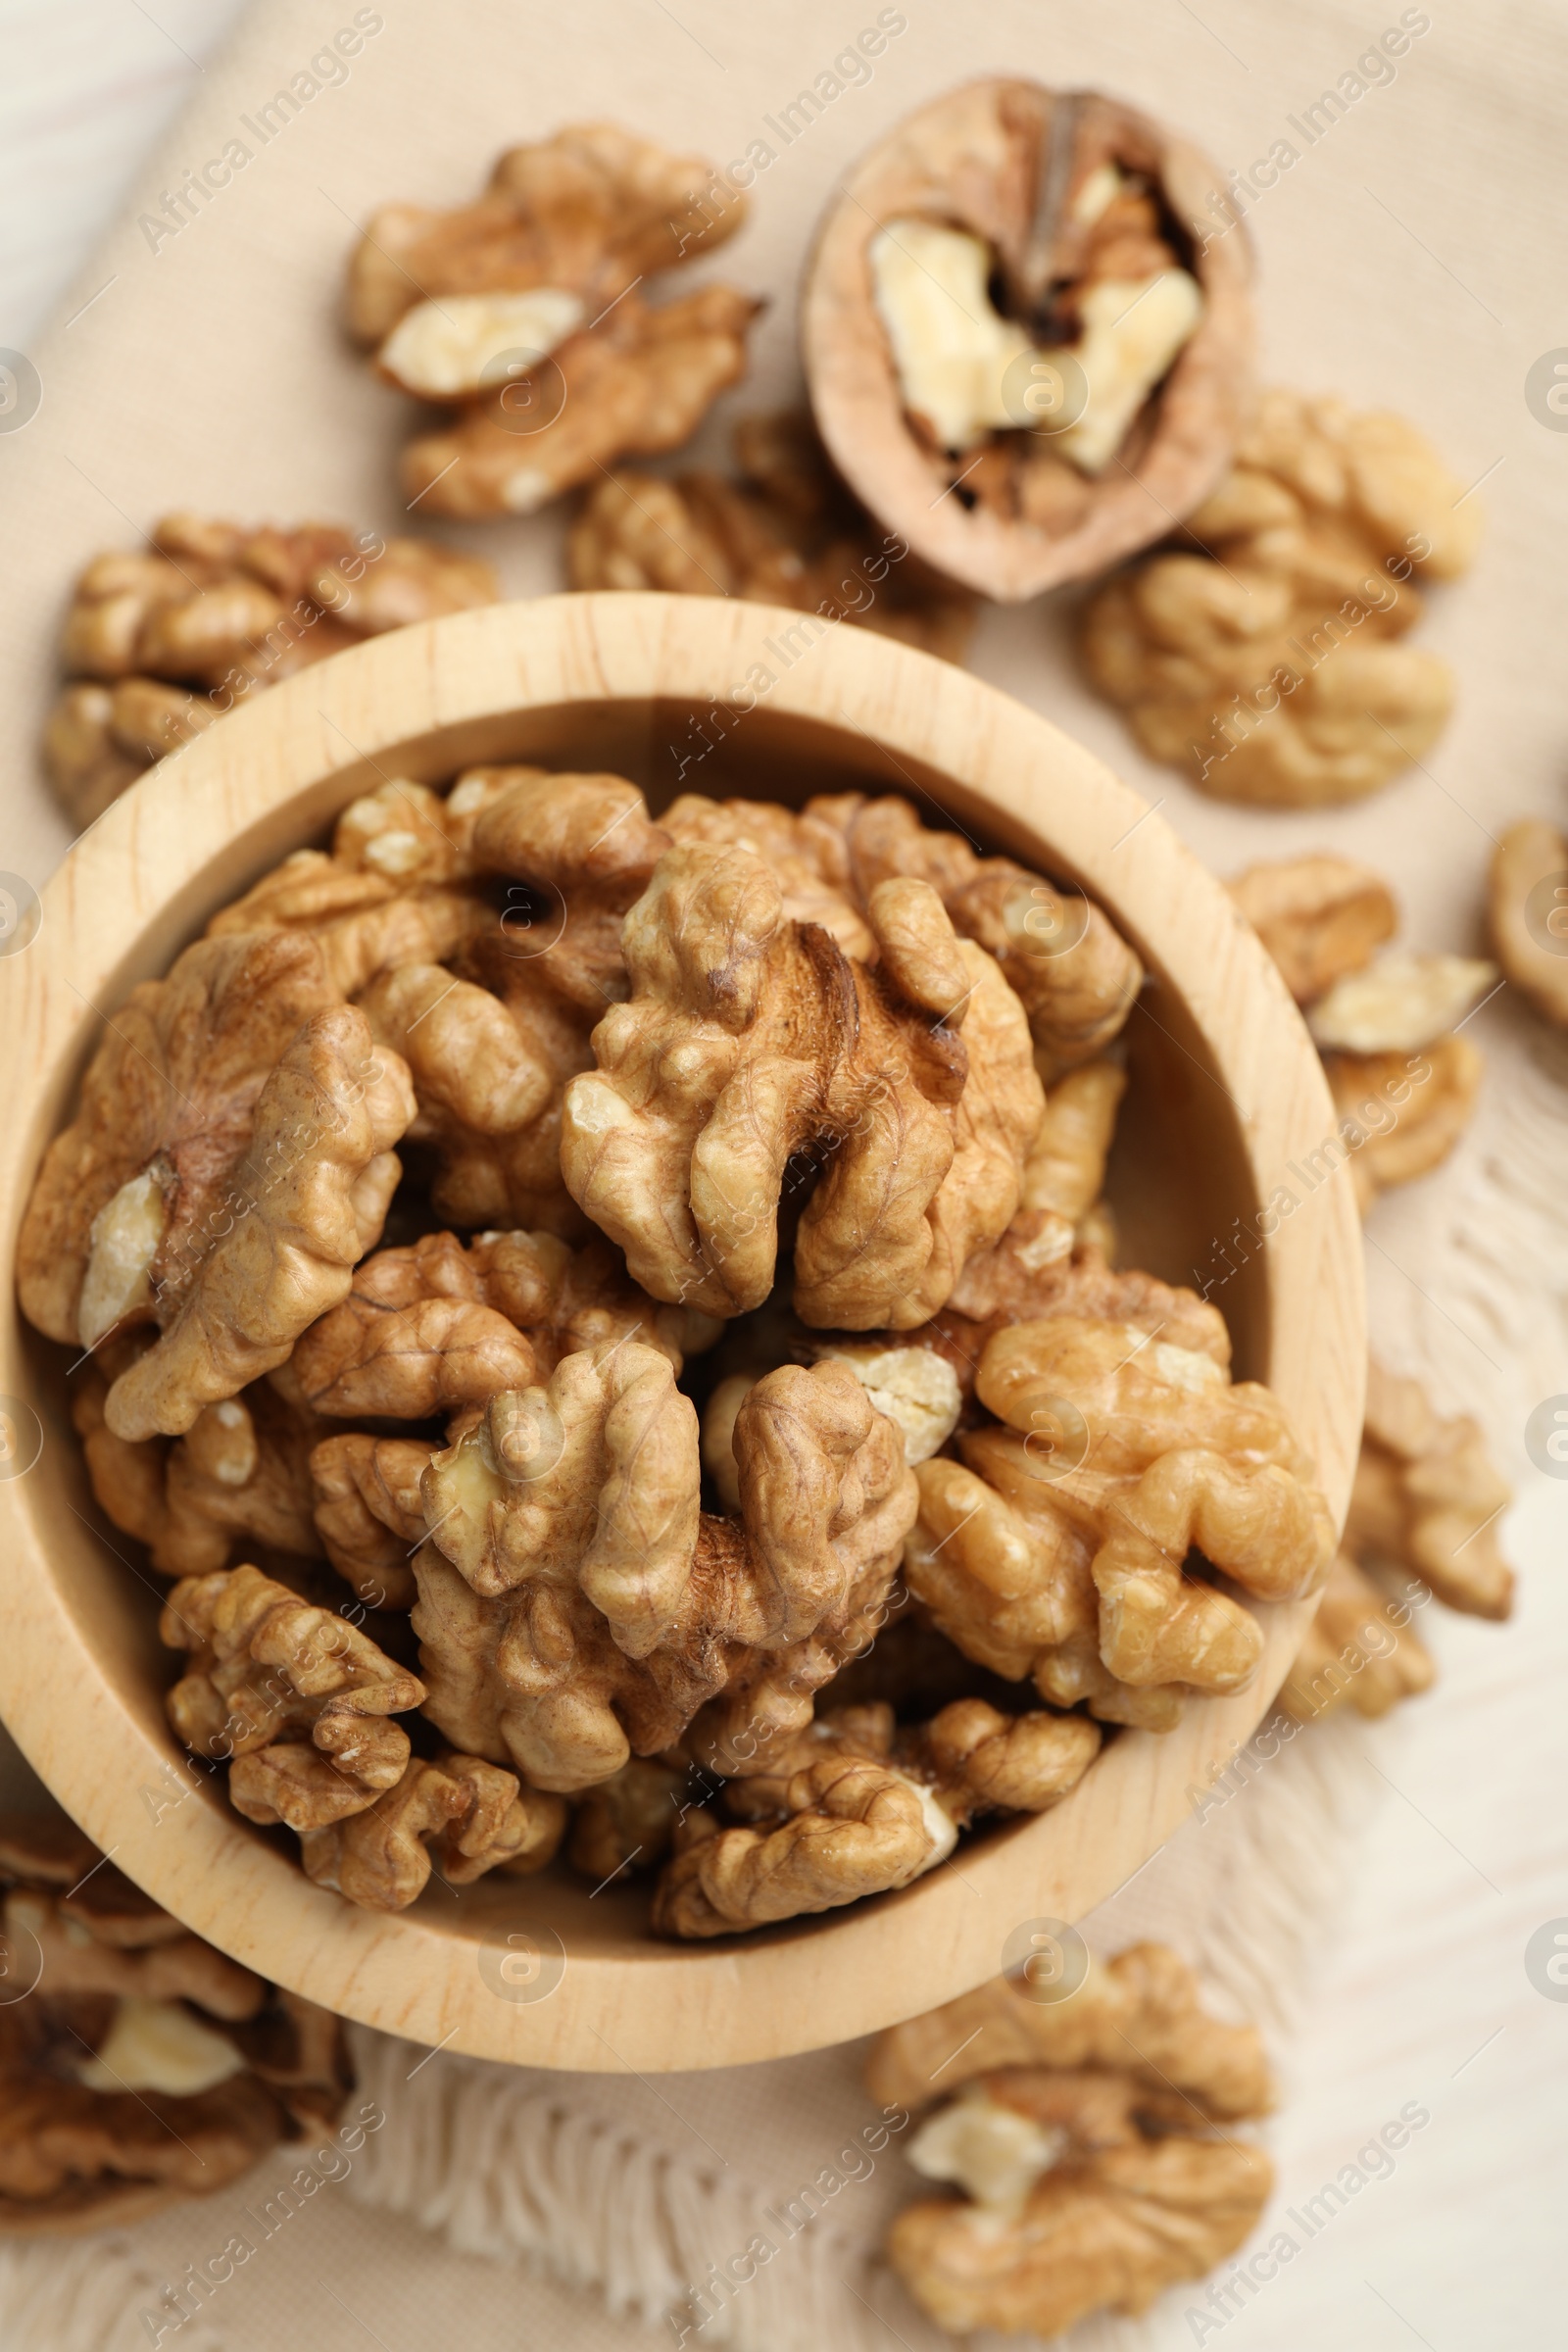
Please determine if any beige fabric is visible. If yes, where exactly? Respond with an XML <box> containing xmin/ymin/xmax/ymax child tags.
<box><xmin>1</xmin><ymin>1</ymin><xmax>1565</xmax><ymax>2346</ymax></box>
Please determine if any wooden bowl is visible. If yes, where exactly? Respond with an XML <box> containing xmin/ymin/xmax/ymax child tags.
<box><xmin>802</xmin><ymin>78</ymin><xmax>1254</xmax><ymax>601</ymax></box>
<box><xmin>0</xmin><ymin>594</ymin><xmax>1361</xmax><ymax>2072</ymax></box>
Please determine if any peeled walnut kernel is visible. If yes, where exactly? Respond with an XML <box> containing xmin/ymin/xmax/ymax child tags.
<box><xmin>1279</xmin><ymin>1550</ymin><xmax>1435</xmax><ymax>1722</ymax></box>
<box><xmin>1325</xmin><ymin>1034</ymin><xmax>1482</xmax><ymax>1211</ymax></box>
<box><xmin>1307</xmin><ymin>952</ymin><xmax>1494</xmax><ymax>1054</ymax></box>
<box><xmin>1081</xmin><ymin>387</ymin><xmax>1480</xmax><ymax>805</ymax></box>
<box><xmin>1350</xmin><ymin>1357</ymin><xmax>1513</xmax><ymax>1619</ymax></box>
<box><xmin>349</xmin><ymin>125</ymin><xmax>759</xmax><ymax>518</ymax></box>
<box><xmin>1490</xmin><ymin>816</ymin><xmax>1568</xmax><ymax>1029</ymax></box>
<box><xmin>1229</xmin><ymin>853</ymin><xmax>1396</xmax><ymax>1004</ymax></box>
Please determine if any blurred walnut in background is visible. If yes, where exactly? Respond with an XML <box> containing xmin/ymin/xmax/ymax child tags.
<box><xmin>570</xmin><ymin>413</ymin><xmax>976</xmax><ymax>661</ymax></box>
<box><xmin>1082</xmin><ymin>389</ymin><xmax>1480</xmax><ymax>806</ymax></box>
<box><xmin>43</xmin><ymin>514</ymin><xmax>497</xmax><ymax>827</ymax></box>
<box><xmin>1230</xmin><ymin>851</ymin><xmax>1493</xmax><ymax>1211</ymax></box>
<box><xmin>346</xmin><ymin>123</ymin><xmax>760</xmax><ymax>517</ymax></box>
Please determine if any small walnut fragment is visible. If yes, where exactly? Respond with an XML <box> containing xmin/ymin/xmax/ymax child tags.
<box><xmin>162</xmin><ymin>1563</ymin><xmax>425</xmax><ymax>1833</ymax></box>
<box><xmin>44</xmin><ymin>514</ymin><xmax>497</xmax><ymax>825</ymax></box>
<box><xmin>1082</xmin><ymin>388</ymin><xmax>1481</xmax><ymax>805</ymax></box>
<box><xmin>1489</xmin><ymin>816</ymin><xmax>1568</xmax><ymax>1029</ymax></box>
<box><xmin>562</xmin><ymin>840</ymin><xmax>1044</xmax><ymax>1328</ymax></box>
<box><xmin>876</xmin><ymin>1946</ymin><xmax>1273</xmax><ymax>2337</ymax></box>
<box><xmin>1279</xmin><ymin>1550</ymin><xmax>1435</xmax><ymax>1723</ymax></box>
<box><xmin>1324</xmin><ymin>1034</ymin><xmax>1482</xmax><ymax>1212</ymax></box>
<box><xmin>301</xmin><ymin>1752</ymin><xmax>566</xmax><ymax>1912</ymax></box>
<box><xmin>17</xmin><ymin>931</ymin><xmax>416</xmax><ymax>1439</ymax></box>
<box><xmin>347</xmin><ymin>125</ymin><xmax>759</xmax><ymax>516</ymax></box>
<box><xmin>74</xmin><ymin>1349</ymin><xmax>328</xmax><ymax>1578</ymax></box>
<box><xmin>1350</xmin><ymin>1358</ymin><xmax>1513</xmax><ymax>1619</ymax></box>
<box><xmin>414</xmin><ymin>1347</ymin><xmax>915</xmax><ymax>1790</ymax></box>
<box><xmin>653</xmin><ymin>1696</ymin><xmax>1099</xmax><ymax>1937</ymax></box>
<box><xmin>1229</xmin><ymin>854</ymin><xmax>1396</xmax><ymax>1005</ymax></box>
<box><xmin>0</xmin><ymin>1816</ymin><xmax>348</xmax><ymax>2229</ymax></box>
<box><xmin>569</xmin><ymin>412</ymin><xmax>977</xmax><ymax>662</ymax></box>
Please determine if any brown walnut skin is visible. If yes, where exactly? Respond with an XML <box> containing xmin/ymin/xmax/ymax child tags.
<box><xmin>804</xmin><ymin>80</ymin><xmax>1254</xmax><ymax>601</ymax></box>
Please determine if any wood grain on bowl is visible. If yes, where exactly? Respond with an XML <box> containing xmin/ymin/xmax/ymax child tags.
<box><xmin>0</xmin><ymin>594</ymin><xmax>1362</xmax><ymax>2072</ymax></box>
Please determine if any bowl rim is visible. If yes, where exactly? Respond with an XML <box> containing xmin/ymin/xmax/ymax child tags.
<box><xmin>0</xmin><ymin>592</ymin><xmax>1363</xmax><ymax>2072</ymax></box>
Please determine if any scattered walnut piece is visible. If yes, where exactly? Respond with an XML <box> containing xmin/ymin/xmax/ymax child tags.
<box><xmin>569</xmin><ymin>412</ymin><xmax>976</xmax><ymax>662</ymax></box>
<box><xmin>162</xmin><ymin>1563</ymin><xmax>425</xmax><ymax>1834</ymax></box>
<box><xmin>652</xmin><ymin>1696</ymin><xmax>1099</xmax><ymax>1937</ymax></box>
<box><xmin>1081</xmin><ymin>388</ymin><xmax>1480</xmax><ymax>805</ymax></box>
<box><xmin>1279</xmin><ymin>1550</ymin><xmax>1435</xmax><ymax>1722</ymax></box>
<box><xmin>0</xmin><ymin>1816</ymin><xmax>347</xmax><ymax>2228</ymax></box>
<box><xmin>44</xmin><ymin>515</ymin><xmax>497</xmax><ymax>825</ymax></box>
<box><xmin>17</xmin><ymin>932</ymin><xmax>416</xmax><ymax>1440</ymax></box>
<box><xmin>1349</xmin><ymin>1357</ymin><xmax>1513</xmax><ymax>1619</ymax></box>
<box><xmin>1307</xmin><ymin>953</ymin><xmax>1494</xmax><ymax>1055</ymax></box>
<box><xmin>1324</xmin><ymin>1033</ymin><xmax>1482</xmax><ymax>1212</ymax></box>
<box><xmin>1489</xmin><ymin>816</ymin><xmax>1568</xmax><ymax>1029</ymax></box>
<box><xmin>562</xmin><ymin>841</ymin><xmax>1044</xmax><ymax>1328</ymax></box>
<box><xmin>74</xmin><ymin>1349</ymin><xmax>328</xmax><ymax>1578</ymax></box>
<box><xmin>875</xmin><ymin>1943</ymin><xmax>1274</xmax><ymax>2334</ymax></box>
<box><xmin>348</xmin><ymin>126</ymin><xmax>758</xmax><ymax>516</ymax></box>
<box><xmin>414</xmin><ymin>1347</ymin><xmax>914</xmax><ymax>1790</ymax></box>
<box><xmin>301</xmin><ymin>1751</ymin><xmax>566</xmax><ymax>1912</ymax></box>
<box><xmin>1229</xmin><ymin>854</ymin><xmax>1396</xmax><ymax>1004</ymax></box>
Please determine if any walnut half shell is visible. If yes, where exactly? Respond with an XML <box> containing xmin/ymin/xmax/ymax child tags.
<box><xmin>804</xmin><ymin>80</ymin><xmax>1253</xmax><ymax>600</ymax></box>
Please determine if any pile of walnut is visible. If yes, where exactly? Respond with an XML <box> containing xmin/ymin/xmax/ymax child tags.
<box><xmin>19</xmin><ymin>765</ymin><xmax>1336</xmax><ymax>1935</ymax></box>
<box><xmin>43</xmin><ymin>514</ymin><xmax>498</xmax><ymax>829</ymax></box>
<box><xmin>0</xmin><ymin>1814</ymin><xmax>347</xmax><ymax>2231</ymax></box>
<box><xmin>569</xmin><ymin>410</ymin><xmax>976</xmax><ymax>662</ymax></box>
<box><xmin>346</xmin><ymin>123</ymin><xmax>760</xmax><ymax>517</ymax></box>
<box><xmin>1230</xmin><ymin>850</ymin><xmax>1494</xmax><ymax>1211</ymax></box>
<box><xmin>870</xmin><ymin>1943</ymin><xmax>1274</xmax><ymax>2338</ymax></box>
<box><xmin>1280</xmin><ymin>1354</ymin><xmax>1514</xmax><ymax>1725</ymax></box>
<box><xmin>1082</xmin><ymin>389</ymin><xmax>1482</xmax><ymax>805</ymax></box>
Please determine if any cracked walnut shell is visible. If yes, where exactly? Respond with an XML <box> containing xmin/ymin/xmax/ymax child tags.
<box><xmin>162</xmin><ymin>1563</ymin><xmax>425</xmax><ymax>1833</ymax></box>
<box><xmin>413</xmin><ymin>1347</ymin><xmax>914</xmax><ymax>1790</ymax></box>
<box><xmin>17</xmin><ymin>932</ymin><xmax>416</xmax><ymax>1441</ymax></box>
<box><xmin>561</xmin><ymin>840</ymin><xmax>1045</xmax><ymax>1328</ymax></box>
<box><xmin>1081</xmin><ymin>388</ymin><xmax>1480</xmax><ymax>805</ymax></box>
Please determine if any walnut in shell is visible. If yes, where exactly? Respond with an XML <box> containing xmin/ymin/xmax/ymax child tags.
<box><xmin>805</xmin><ymin>82</ymin><xmax>1253</xmax><ymax>599</ymax></box>
<box><xmin>0</xmin><ymin>1814</ymin><xmax>348</xmax><ymax>2230</ymax></box>
<box><xmin>413</xmin><ymin>1347</ymin><xmax>915</xmax><ymax>1790</ymax></box>
<box><xmin>346</xmin><ymin>124</ymin><xmax>760</xmax><ymax>516</ymax></box>
<box><xmin>561</xmin><ymin>839</ymin><xmax>1046</xmax><ymax>1328</ymax></box>
<box><xmin>1082</xmin><ymin>388</ymin><xmax>1481</xmax><ymax>805</ymax></box>
<box><xmin>44</xmin><ymin>514</ymin><xmax>497</xmax><ymax>826</ymax></box>
<box><xmin>569</xmin><ymin>412</ymin><xmax>976</xmax><ymax>662</ymax></box>
<box><xmin>872</xmin><ymin>1944</ymin><xmax>1273</xmax><ymax>2338</ymax></box>
<box><xmin>16</xmin><ymin>932</ymin><xmax>416</xmax><ymax>1440</ymax></box>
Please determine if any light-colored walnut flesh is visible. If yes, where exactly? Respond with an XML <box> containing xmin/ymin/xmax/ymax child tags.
<box><xmin>1279</xmin><ymin>1550</ymin><xmax>1435</xmax><ymax>1722</ymax></box>
<box><xmin>1082</xmin><ymin>388</ymin><xmax>1481</xmax><ymax>805</ymax></box>
<box><xmin>1349</xmin><ymin>1357</ymin><xmax>1513</xmax><ymax>1618</ymax></box>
